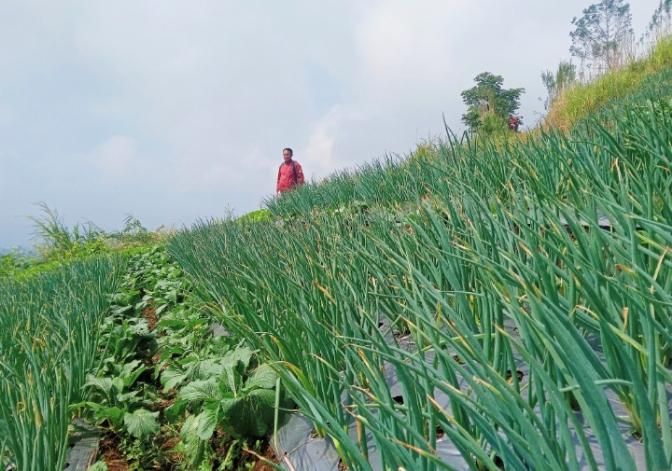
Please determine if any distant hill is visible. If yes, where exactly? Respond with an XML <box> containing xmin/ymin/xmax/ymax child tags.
<box><xmin>0</xmin><ymin>246</ymin><xmax>36</xmax><ymax>256</ymax></box>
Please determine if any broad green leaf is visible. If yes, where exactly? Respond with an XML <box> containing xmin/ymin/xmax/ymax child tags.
<box><xmin>246</xmin><ymin>364</ymin><xmax>277</xmax><ymax>390</ymax></box>
<box><xmin>120</xmin><ymin>362</ymin><xmax>147</xmax><ymax>388</ymax></box>
<box><xmin>97</xmin><ymin>406</ymin><xmax>125</xmax><ymax>428</ymax></box>
<box><xmin>156</xmin><ymin>317</ymin><xmax>186</xmax><ymax>330</ymax></box>
<box><xmin>161</xmin><ymin>365</ymin><xmax>187</xmax><ymax>391</ymax></box>
<box><xmin>166</xmin><ymin>289</ymin><xmax>178</xmax><ymax>304</ymax></box>
<box><xmin>192</xmin><ymin>359</ymin><xmax>224</xmax><ymax>381</ymax></box>
<box><xmin>126</xmin><ymin>321</ymin><xmax>151</xmax><ymax>336</ymax></box>
<box><xmin>120</xmin><ymin>359</ymin><xmax>142</xmax><ymax>375</ymax></box>
<box><xmin>178</xmin><ymin>377</ymin><xmax>221</xmax><ymax>402</ymax></box>
<box><xmin>219</xmin><ymin>389</ymin><xmax>276</xmax><ymax>437</ymax></box>
<box><xmin>223</xmin><ymin>346</ymin><xmax>253</xmax><ymax>373</ymax></box>
<box><xmin>196</xmin><ymin>403</ymin><xmax>220</xmax><ymax>440</ymax></box>
<box><xmin>124</xmin><ymin>408</ymin><xmax>160</xmax><ymax>439</ymax></box>
<box><xmin>84</xmin><ymin>375</ymin><xmax>113</xmax><ymax>394</ymax></box>
<box><xmin>164</xmin><ymin>399</ymin><xmax>187</xmax><ymax>424</ymax></box>
<box><xmin>111</xmin><ymin>377</ymin><xmax>125</xmax><ymax>395</ymax></box>
<box><xmin>88</xmin><ymin>461</ymin><xmax>109</xmax><ymax>471</ymax></box>
<box><xmin>180</xmin><ymin>414</ymin><xmax>205</xmax><ymax>468</ymax></box>
<box><xmin>69</xmin><ymin>401</ymin><xmax>87</xmax><ymax>411</ymax></box>
<box><xmin>115</xmin><ymin>390</ymin><xmax>141</xmax><ymax>405</ymax></box>
<box><xmin>84</xmin><ymin>401</ymin><xmax>103</xmax><ymax>411</ymax></box>
<box><xmin>223</xmin><ymin>364</ymin><xmax>244</xmax><ymax>396</ymax></box>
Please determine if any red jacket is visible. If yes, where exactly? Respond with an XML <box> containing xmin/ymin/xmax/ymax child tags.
<box><xmin>277</xmin><ymin>160</ymin><xmax>305</xmax><ymax>193</ymax></box>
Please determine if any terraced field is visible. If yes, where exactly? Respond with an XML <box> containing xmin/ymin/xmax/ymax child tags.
<box><xmin>2</xmin><ymin>49</ymin><xmax>672</xmax><ymax>471</ymax></box>
<box><xmin>167</xmin><ymin>66</ymin><xmax>672</xmax><ymax>471</ymax></box>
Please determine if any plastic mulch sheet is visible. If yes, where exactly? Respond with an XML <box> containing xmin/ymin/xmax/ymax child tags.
<box><xmin>269</xmin><ymin>317</ymin><xmax>653</xmax><ymax>471</ymax></box>
<box><xmin>64</xmin><ymin>420</ymin><xmax>99</xmax><ymax>471</ymax></box>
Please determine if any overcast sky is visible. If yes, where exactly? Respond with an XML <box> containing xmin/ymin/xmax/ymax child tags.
<box><xmin>0</xmin><ymin>0</ymin><xmax>662</xmax><ymax>248</ymax></box>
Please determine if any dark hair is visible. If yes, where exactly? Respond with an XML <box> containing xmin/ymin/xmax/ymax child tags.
<box><xmin>283</xmin><ymin>147</ymin><xmax>293</xmax><ymax>155</ymax></box>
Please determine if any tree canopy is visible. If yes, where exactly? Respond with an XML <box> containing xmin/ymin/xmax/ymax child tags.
<box><xmin>570</xmin><ymin>0</ymin><xmax>634</xmax><ymax>70</ymax></box>
<box><xmin>461</xmin><ymin>72</ymin><xmax>524</xmax><ymax>134</ymax></box>
<box><xmin>645</xmin><ymin>0</ymin><xmax>671</xmax><ymax>41</ymax></box>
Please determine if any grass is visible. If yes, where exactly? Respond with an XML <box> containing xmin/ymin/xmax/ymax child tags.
<box><xmin>545</xmin><ymin>36</ymin><xmax>672</xmax><ymax>130</ymax></box>
<box><xmin>1</xmin><ymin>203</ymin><xmax>169</xmax><ymax>281</ymax></box>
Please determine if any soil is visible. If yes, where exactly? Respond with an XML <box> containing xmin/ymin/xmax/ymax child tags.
<box><xmin>394</xmin><ymin>329</ymin><xmax>412</xmax><ymax>339</ymax></box>
<box><xmin>476</xmin><ymin>456</ymin><xmax>505</xmax><ymax>471</ymax></box>
<box><xmin>99</xmin><ymin>435</ymin><xmax>130</xmax><ymax>471</ymax></box>
<box><xmin>155</xmin><ymin>396</ymin><xmax>177</xmax><ymax>410</ymax></box>
<box><xmin>505</xmin><ymin>369</ymin><xmax>524</xmax><ymax>383</ymax></box>
<box><xmin>630</xmin><ymin>429</ymin><xmax>643</xmax><ymax>443</ymax></box>
<box><xmin>250</xmin><ymin>443</ymin><xmax>281</xmax><ymax>471</ymax></box>
<box><xmin>141</xmin><ymin>305</ymin><xmax>159</xmax><ymax>332</ymax></box>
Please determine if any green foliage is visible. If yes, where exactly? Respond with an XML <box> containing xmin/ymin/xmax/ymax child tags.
<box><xmin>178</xmin><ymin>351</ymin><xmax>282</xmax><ymax>437</ymax></box>
<box><xmin>124</xmin><ymin>408</ymin><xmax>161</xmax><ymax>439</ymax></box>
<box><xmin>15</xmin><ymin>203</ymin><xmax>161</xmax><ymax>277</ymax></box>
<box><xmin>546</xmin><ymin>36</ymin><xmax>672</xmax><ymax>129</ymax></box>
<box><xmin>541</xmin><ymin>60</ymin><xmax>578</xmax><ymax>109</ymax></box>
<box><xmin>0</xmin><ymin>249</ymin><xmax>34</xmax><ymax>278</ymax></box>
<box><xmin>73</xmin><ymin>358</ymin><xmax>158</xmax><ymax>436</ymax></box>
<box><xmin>570</xmin><ymin>0</ymin><xmax>634</xmax><ymax>70</ymax></box>
<box><xmin>237</xmin><ymin>209</ymin><xmax>272</xmax><ymax>224</ymax></box>
<box><xmin>76</xmin><ymin>246</ymin><xmax>285</xmax><ymax>470</ymax></box>
<box><xmin>175</xmin><ymin>348</ymin><xmax>288</xmax><ymax>468</ymax></box>
<box><xmin>460</xmin><ymin>72</ymin><xmax>524</xmax><ymax>134</ymax></box>
<box><xmin>29</xmin><ymin>202</ymin><xmax>110</xmax><ymax>261</ymax></box>
<box><xmin>644</xmin><ymin>0</ymin><xmax>671</xmax><ymax>41</ymax></box>
<box><xmin>88</xmin><ymin>461</ymin><xmax>109</xmax><ymax>471</ymax></box>
<box><xmin>8</xmin><ymin>20</ymin><xmax>672</xmax><ymax>471</ymax></box>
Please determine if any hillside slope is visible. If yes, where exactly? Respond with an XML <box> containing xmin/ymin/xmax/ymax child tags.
<box><xmin>167</xmin><ymin>57</ymin><xmax>672</xmax><ymax>470</ymax></box>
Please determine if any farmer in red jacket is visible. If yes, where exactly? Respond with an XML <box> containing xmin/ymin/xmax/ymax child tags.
<box><xmin>276</xmin><ymin>148</ymin><xmax>305</xmax><ymax>195</ymax></box>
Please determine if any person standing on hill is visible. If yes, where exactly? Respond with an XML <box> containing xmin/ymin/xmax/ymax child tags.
<box><xmin>276</xmin><ymin>147</ymin><xmax>305</xmax><ymax>196</ymax></box>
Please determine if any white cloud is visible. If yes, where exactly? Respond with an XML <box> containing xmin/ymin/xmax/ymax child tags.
<box><xmin>304</xmin><ymin>105</ymin><xmax>347</xmax><ymax>173</ymax></box>
<box><xmin>355</xmin><ymin>0</ymin><xmax>468</xmax><ymax>83</ymax></box>
<box><xmin>82</xmin><ymin>136</ymin><xmax>137</xmax><ymax>176</ymax></box>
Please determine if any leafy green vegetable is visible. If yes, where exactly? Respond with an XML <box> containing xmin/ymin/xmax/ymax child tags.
<box><xmin>124</xmin><ymin>408</ymin><xmax>160</xmax><ymax>439</ymax></box>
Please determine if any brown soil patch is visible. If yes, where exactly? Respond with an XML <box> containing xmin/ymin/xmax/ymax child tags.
<box><xmin>251</xmin><ymin>443</ymin><xmax>280</xmax><ymax>471</ymax></box>
<box><xmin>158</xmin><ymin>397</ymin><xmax>177</xmax><ymax>409</ymax></box>
<box><xmin>141</xmin><ymin>306</ymin><xmax>159</xmax><ymax>332</ymax></box>
<box><xmin>99</xmin><ymin>435</ymin><xmax>130</xmax><ymax>471</ymax></box>
<box><xmin>148</xmin><ymin>396</ymin><xmax>177</xmax><ymax>413</ymax></box>
<box><xmin>506</xmin><ymin>370</ymin><xmax>524</xmax><ymax>383</ymax></box>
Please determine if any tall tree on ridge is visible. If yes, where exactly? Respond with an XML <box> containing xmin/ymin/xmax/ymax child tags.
<box><xmin>644</xmin><ymin>0</ymin><xmax>672</xmax><ymax>41</ymax></box>
<box><xmin>570</xmin><ymin>0</ymin><xmax>634</xmax><ymax>71</ymax></box>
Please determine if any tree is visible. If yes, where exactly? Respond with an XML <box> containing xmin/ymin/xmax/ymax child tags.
<box><xmin>644</xmin><ymin>0</ymin><xmax>671</xmax><ymax>42</ymax></box>
<box><xmin>570</xmin><ymin>0</ymin><xmax>634</xmax><ymax>70</ymax></box>
<box><xmin>541</xmin><ymin>61</ymin><xmax>577</xmax><ymax>109</ymax></box>
<box><xmin>461</xmin><ymin>72</ymin><xmax>525</xmax><ymax>134</ymax></box>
